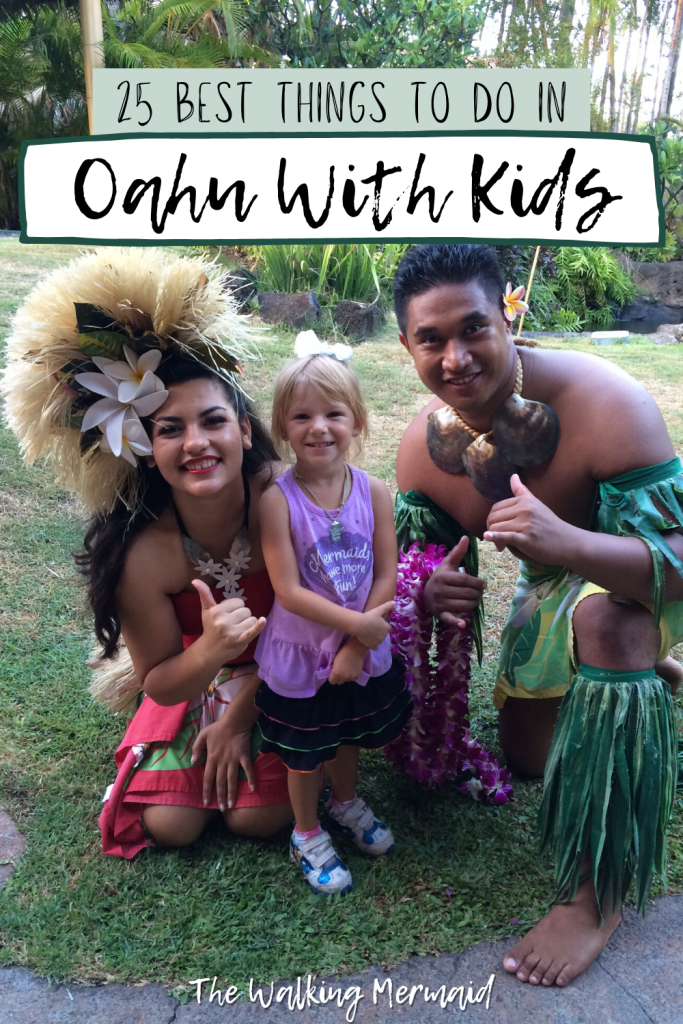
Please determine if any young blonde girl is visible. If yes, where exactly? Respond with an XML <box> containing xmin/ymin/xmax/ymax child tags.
<box><xmin>254</xmin><ymin>353</ymin><xmax>412</xmax><ymax>894</ymax></box>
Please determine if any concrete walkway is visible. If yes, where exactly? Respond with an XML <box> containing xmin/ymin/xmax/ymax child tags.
<box><xmin>1</xmin><ymin>809</ymin><xmax>682</xmax><ymax>1023</ymax></box>
<box><xmin>1</xmin><ymin>895</ymin><xmax>682</xmax><ymax>1024</ymax></box>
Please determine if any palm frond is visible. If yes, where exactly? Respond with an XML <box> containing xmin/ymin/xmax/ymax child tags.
<box><xmin>103</xmin><ymin>37</ymin><xmax>182</xmax><ymax>68</ymax></box>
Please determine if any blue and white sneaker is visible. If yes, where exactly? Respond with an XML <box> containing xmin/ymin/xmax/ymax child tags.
<box><xmin>325</xmin><ymin>797</ymin><xmax>395</xmax><ymax>857</ymax></box>
<box><xmin>290</xmin><ymin>829</ymin><xmax>353</xmax><ymax>896</ymax></box>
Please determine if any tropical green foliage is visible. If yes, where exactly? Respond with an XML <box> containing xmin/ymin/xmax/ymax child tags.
<box><xmin>494</xmin><ymin>0</ymin><xmax>682</xmax><ymax>131</ymax></box>
<box><xmin>101</xmin><ymin>0</ymin><xmax>276</xmax><ymax>70</ymax></box>
<box><xmin>653</xmin><ymin>128</ymin><xmax>683</xmax><ymax>248</ymax></box>
<box><xmin>0</xmin><ymin>0</ymin><xmax>278</xmax><ymax>226</ymax></box>
<box><xmin>242</xmin><ymin>0</ymin><xmax>487</xmax><ymax>68</ymax></box>
<box><xmin>553</xmin><ymin>246</ymin><xmax>637</xmax><ymax>327</ymax></box>
<box><xmin>0</xmin><ymin>6</ymin><xmax>87</xmax><ymax>228</ymax></box>
<box><xmin>614</xmin><ymin>121</ymin><xmax>683</xmax><ymax>260</ymax></box>
<box><xmin>3</xmin><ymin>0</ymin><xmax>682</xmax><ymax>295</ymax></box>
<box><xmin>253</xmin><ymin>243</ymin><xmax>409</xmax><ymax>303</ymax></box>
<box><xmin>249</xmin><ymin>241</ymin><xmax>636</xmax><ymax>328</ymax></box>
<box><xmin>0</xmin><ymin>14</ymin><xmax>47</xmax><ymax>104</ymax></box>
<box><xmin>497</xmin><ymin>244</ymin><xmax>637</xmax><ymax>332</ymax></box>
<box><xmin>620</xmin><ymin>230</ymin><xmax>680</xmax><ymax>263</ymax></box>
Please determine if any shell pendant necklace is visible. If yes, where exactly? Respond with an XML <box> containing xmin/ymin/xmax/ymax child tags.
<box><xmin>426</xmin><ymin>353</ymin><xmax>561</xmax><ymax>503</ymax></box>
<box><xmin>172</xmin><ymin>475</ymin><xmax>252</xmax><ymax>598</ymax></box>
<box><xmin>295</xmin><ymin>464</ymin><xmax>350</xmax><ymax>541</ymax></box>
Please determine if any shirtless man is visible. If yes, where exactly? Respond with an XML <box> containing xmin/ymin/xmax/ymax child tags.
<box><xmin>394</xmin><ymin>244</ymin><xmax>683</xmax><ymax>987</ymax></box>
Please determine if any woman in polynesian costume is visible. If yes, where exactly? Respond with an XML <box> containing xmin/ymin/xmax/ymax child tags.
<box><xmin>2</xmin><ymin>248</ymin><xmax>292</xmax><ymax>858</ymax></box>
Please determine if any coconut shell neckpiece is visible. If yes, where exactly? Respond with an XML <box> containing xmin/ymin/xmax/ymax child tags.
<box><xmin>427</xmin><ymin>352</ymin><xmax>560</xmax><ymax>503</ymax></box>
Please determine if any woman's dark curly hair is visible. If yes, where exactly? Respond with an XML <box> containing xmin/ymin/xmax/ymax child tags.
<box><xmin>75</xmin><ymin>357</ymin><xmax>278</xmax><ymax>658</ymax></box>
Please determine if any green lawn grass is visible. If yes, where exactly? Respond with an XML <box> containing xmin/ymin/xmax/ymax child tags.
<box><xmin>1</xmin><ymin>238</ymin><xmax>682</xmax><ymax>989</ymax></box>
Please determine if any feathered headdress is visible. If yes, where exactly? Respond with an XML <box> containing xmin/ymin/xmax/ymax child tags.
<box><xmin>2</xmin><ymin>247</ymin><xmax>255</xmax><ymax>513</ymax></box>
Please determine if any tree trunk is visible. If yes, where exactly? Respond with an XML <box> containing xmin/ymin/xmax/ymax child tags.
<box><xmin>557</xmin><ymin>0</ymin><xmax>576</xmax><ymax>67</ymax></box>
<box><xmin>608</xmin><ymin>7</ymin><xmax>617</xmax><ymax>131</ymax></box>
<box><xmin>628</xmin><ymin>22</ymin><xmax>651</xmax><ymax>133</ymax></box>
<box><xmin>590</xmin><ymin>6</ymin><xmax>608</xmax><ymax>87</ymax></box>
<box><xmin>617</xmin><ymin>23</ymin><xmax>633</xmax><ymax>129</ymax></box>
<box><xmin>625</xmin><ymin>9</ymin><xmax>649</xmax><ymax>132</ymax></box>
<box><xmin>581</xmin><ymin>0</ymin><xmax>597</xmax><ymax>68</ymax></box>
<box><xmin>599</xmin><ymin>64</ymin><xmax>610</xmax><ymax>120</ymax></box>
<box><xmin>503</xmin><ymin>0</ymin><xmax>516</xmax><ymax>53</ymax></box>
<box><xmin>497</xmin><ymin>0</ymin><xmax>509</xmax><ymax>50</ymax></box>
<box><xmin>79</xmin><ymin>0</ymin><xmax>104</xmax><ymax>134</ymax></box>
<box><xmin>661</xmin><ymin>0</ymin><xmax>683</xmax><ymax>115</ymax></box>
<box><xmin>536</xmin><ymin>0</ymin><xmax>550</xmax><ymax>61</ymax></box>
<box><xmin>654</xmin><ymin>0</ymin><xmax>674</xmax><ymax>117</ymax></box>
<box><xmin>525</xmin><ymin>0</ymin><xmax>535</xmax><ymax>62</ymax></box>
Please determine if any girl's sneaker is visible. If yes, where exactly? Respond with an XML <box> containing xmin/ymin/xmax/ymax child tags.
<box><xmin>290</xmin><ymin>829</ymin><xmax>353</xmax><ymax>896</ymax></box>
<box><xmin>325</xmin><ymin>797</ymin><xmax>395</xmax><ymax>857</ymax></box>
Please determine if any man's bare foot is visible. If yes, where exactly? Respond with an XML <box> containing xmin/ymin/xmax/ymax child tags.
<box><xmin>503</xmin><ymin>879</ymin><xmax>621</xmax><ymax>987</ymax></box>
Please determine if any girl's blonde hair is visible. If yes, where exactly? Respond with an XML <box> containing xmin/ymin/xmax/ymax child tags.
<box><xmin>271</xmin><ymin>355</ymin><xmax>369</xmax><ymax>455</ymax></box>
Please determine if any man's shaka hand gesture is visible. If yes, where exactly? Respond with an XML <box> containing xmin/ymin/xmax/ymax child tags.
<box><xmin>423</xmin><ymin>535</ymin><xmax>486</xmax><ymax>630</ymax></box>
<box><xmin>484</xmin><ymin>474</ymin><xmax>576</xmax><ymax>565</ymax></box>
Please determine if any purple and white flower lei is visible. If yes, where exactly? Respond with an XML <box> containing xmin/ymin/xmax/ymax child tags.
<box><xmin>387</xmin><ymin>542</ymin><xmax>512</xmax><ymax>805</ymax></box>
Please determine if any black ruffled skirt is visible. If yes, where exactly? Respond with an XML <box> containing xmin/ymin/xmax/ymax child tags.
<box><xmin>254</xmin><ymin>658</ymin><xmax>412</xmax><ymax>772</ymax></box>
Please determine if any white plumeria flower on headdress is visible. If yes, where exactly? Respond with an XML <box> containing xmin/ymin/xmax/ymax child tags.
<box><xmin>91</xmin><ymin>345</ymin><xmax>165</xmax><ymax>402</ymax></box>
<box><xmin>98</xmin><ymin>409</ymin><xmax>153</xmax><ymax>466</ymax></box>
<box><xmin>75</xmin><ymin>345</ymin><xmax>168</xmax><ymax>461</ymax></box>
<box><xmin>294</xmin><ymin>330</ymin><xmax>353</xmax><ymax>362</ymax></box>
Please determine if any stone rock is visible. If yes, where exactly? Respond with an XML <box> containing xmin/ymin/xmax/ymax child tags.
<box><xmin>257</xmin><ymin>291</ymin><xmax>321</xmax><ymax>329</ymax></box>
<box><xmin>651</xmin><ymin>332</ymin><xmax>679</xmax><ymax>345</ymax></box>
<box><xmin>332</xmin><ymin>300</ymin><xmax>385</xmax><ymax>340</ymax></box>
<box><xmin>617</xmin><ymin>255</ymin><xmax>683</xmax><ymax>307</ymax></box>
<box><xmin>0</xmin><ymin>807</ymin><xmax>26</xmax><ymax>889</ymax></box>
<box><xmin>220</xmin><ymin>269</ymin><xmax>258</xmax><ymax>313</ymax></box>
<box><xmin>614</xmin><ymin>293</ymin><xmax>683</xmax><ymax>326</ymax></box>
<box><xmin>657</xmin><ymin>323</ymin><xmax>683</xmax><ymax>339</ymax></box>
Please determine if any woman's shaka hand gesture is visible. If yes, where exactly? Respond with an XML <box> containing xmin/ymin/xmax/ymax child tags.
<box><xmin>192</xmin><ymin>579</ymin><xmax>266</xmax><ymax>660</ymax></box>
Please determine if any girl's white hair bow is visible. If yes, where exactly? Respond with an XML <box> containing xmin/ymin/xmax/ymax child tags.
<box><xmin>294</xmin><ymin>330</ymin><xmax>353</xmax><ymax>362</ymax></box>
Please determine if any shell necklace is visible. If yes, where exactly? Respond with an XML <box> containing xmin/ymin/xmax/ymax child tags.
<box><xmin>450</xmin><ymin>356</ymin><xmax>524</xmax><ymax>444</ymax></box>
<box><xmin>294</xmin><ymin>464</ymin><xmax>351</xmax><ymax>541</ymax></box>
<box><xmin>426</xmin><ymin>352</ymin><xmax>561</xmax><ymax>503</ymax></box>
<box><xmin>173</xmin><ymin>478</ymin><xmax>252</xmax><ymax>598</ymax></box>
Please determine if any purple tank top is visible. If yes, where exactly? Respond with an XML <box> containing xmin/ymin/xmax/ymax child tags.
<box><xmin>255</xmin><ymin>465</ymin><xmax>392</xmax><ymax>698</ymax></box>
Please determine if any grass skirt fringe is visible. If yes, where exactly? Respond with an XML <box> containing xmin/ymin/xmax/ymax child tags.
<box><xmin>539</xmin><ymin>664</ymin><xmax>676</xmax><ymax>916</ymax></box>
